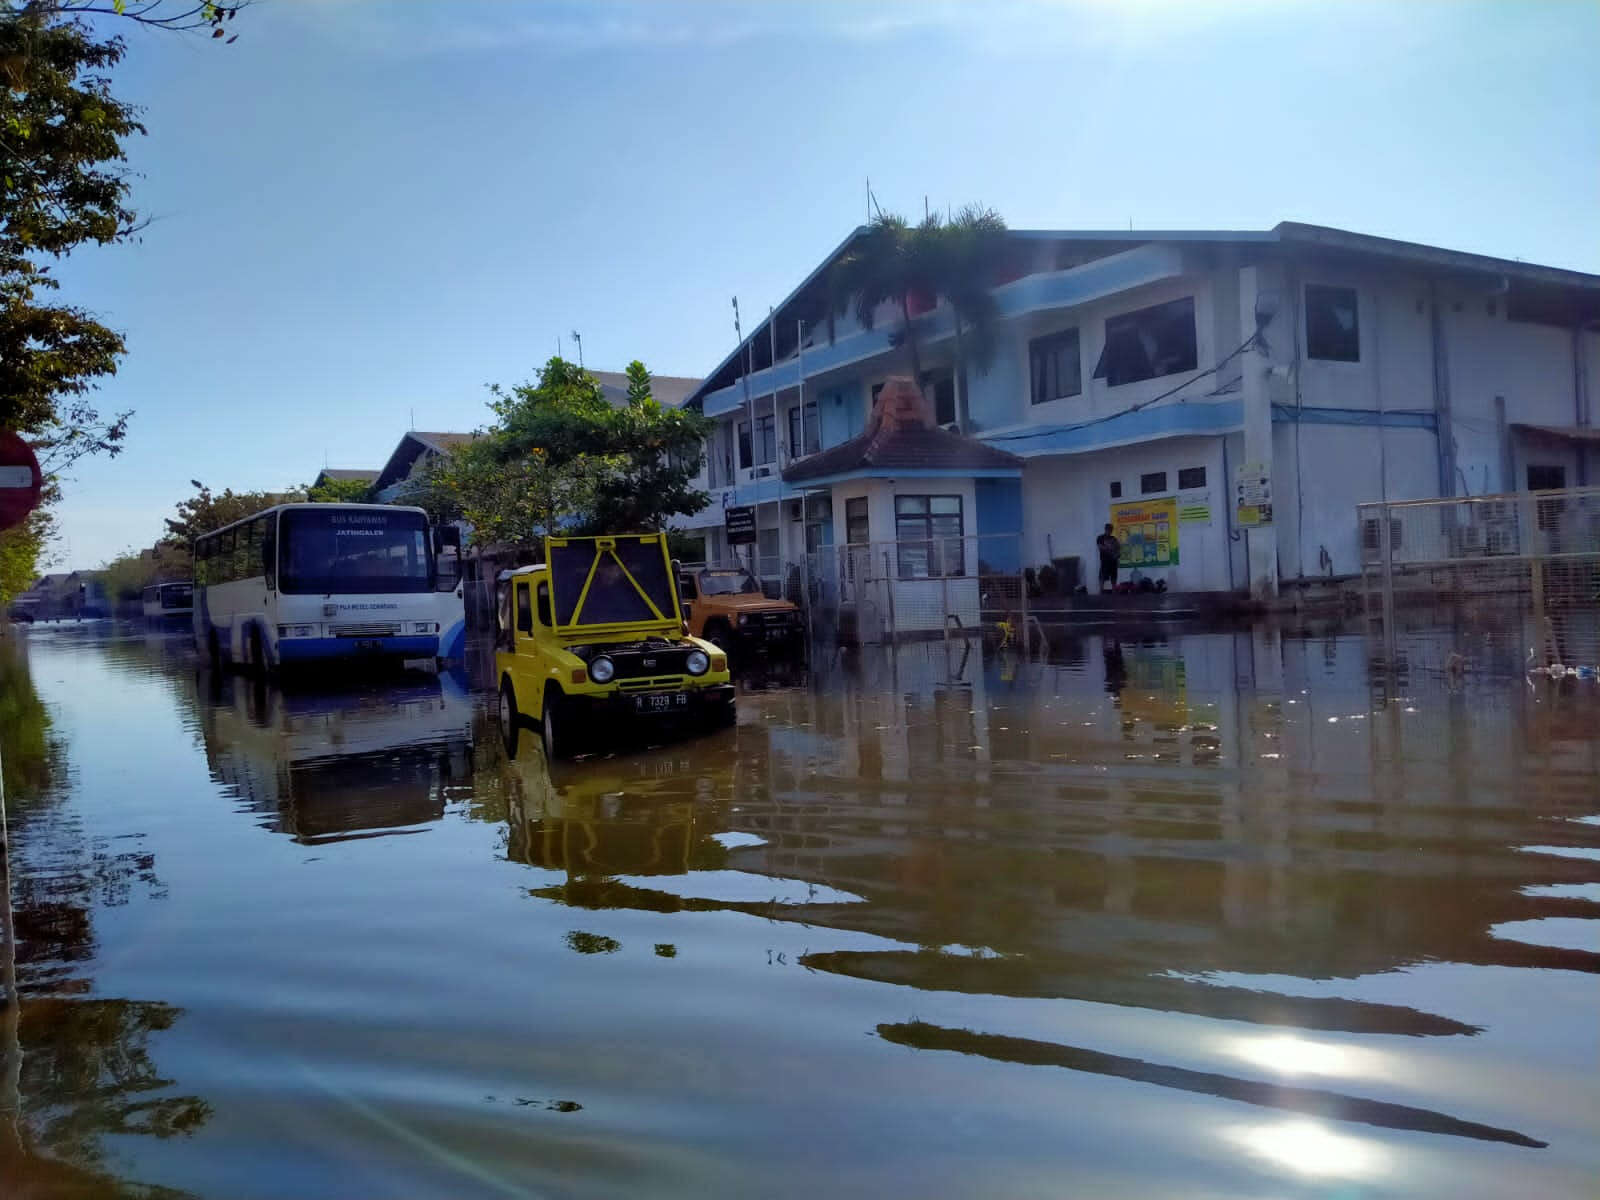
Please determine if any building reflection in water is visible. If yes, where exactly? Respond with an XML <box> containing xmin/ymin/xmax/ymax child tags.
<box><xmin>490</xmin><ymin>630</ymin><xmax>1596</xmax><ymax>1155</ymax></box>
<box><xmin>1</xmin><ymin>637</ymin><xmax>208</xmax><ymax>1198</ymax></box>
<box><xmin>195</xmin><ymin>668</ymin><xmax>475</xmax><ymax>844</ymax></box>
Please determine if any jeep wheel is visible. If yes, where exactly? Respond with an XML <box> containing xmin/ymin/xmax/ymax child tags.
<box><xmin>499</xmin><ymin>678</ymin><xmax>520</xmax><ymax>756</ymax></box>
<box><xmin>541</xmin><ymin>690</ymin><xmax>568</xmax><ymax>760</ymax></box>
<box><xmin>705</xmin><ymin>620</ymin><xmax>732</xmax><ymax>656</ymax></box>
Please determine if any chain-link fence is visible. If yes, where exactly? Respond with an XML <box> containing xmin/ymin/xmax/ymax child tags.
<box><xmin>1360</xmin><ymin>487</ymin><xmax>1600</xmax><ymax>673</ymax></box>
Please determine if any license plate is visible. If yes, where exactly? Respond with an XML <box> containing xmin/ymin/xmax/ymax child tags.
<box><xmin>766</xmin><ymin>628</ymin><xmax>789</xmax><ymax>639</ymax></box>
<box><xmin>356</xmin><ymin>639</ymin><xmax>383</xmax><ymax>652</ymax></box>
<box><xmin>633</xmin><ymin>692</ymin><xmax>689</xmax><ymax>714</ymax></box>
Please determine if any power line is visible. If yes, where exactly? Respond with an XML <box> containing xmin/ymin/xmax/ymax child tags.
<box><xmin>986</xmin><ymin>332</ymin><xmax>1262</xmax><ymax>443</ymax></box>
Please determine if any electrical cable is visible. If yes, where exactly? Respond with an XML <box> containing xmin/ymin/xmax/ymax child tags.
<box><xmin>986</xmin><ymin>331</ymin><xmax>1263</xmax><ymax>443</ymax></box>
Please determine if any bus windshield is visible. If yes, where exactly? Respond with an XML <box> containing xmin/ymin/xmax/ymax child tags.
<box><xmin>279</xmin><ymin>508</ymin><xmax>433</xmax><ymax>595</ymax></box>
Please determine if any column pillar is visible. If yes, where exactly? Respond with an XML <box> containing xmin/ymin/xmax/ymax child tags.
<box><xmin>1238</xmin><ymin>265</ymin><xmax>1282</xmax><ymax>602</ymax></box>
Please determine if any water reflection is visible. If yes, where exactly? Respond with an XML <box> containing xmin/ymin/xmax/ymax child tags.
<box><xmin>1</xmin><ymin>636</ymin><xmax>206</xmax><ymax>1198</ymax></box>
<box><xmin>196</xmin><ymin>669</ymin><xmax>475</xmax><ymax>843</ymax></box>
<box><xmin>2</xmin><ymin>620</ymin><xmax>1597</xmax><ymax>1197</ymax></box>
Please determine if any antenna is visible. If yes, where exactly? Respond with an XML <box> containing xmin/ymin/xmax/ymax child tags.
<box><xmin>409</xmin><ymin>408</ymin><xmax>414</xmax><ymax>431</ymax></box>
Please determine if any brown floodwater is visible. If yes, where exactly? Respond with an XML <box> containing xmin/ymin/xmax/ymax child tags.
<box><xmin>1</xmin><ymin>619</ymin><xmax>1596</xmax><ymax>1198</ymax></box>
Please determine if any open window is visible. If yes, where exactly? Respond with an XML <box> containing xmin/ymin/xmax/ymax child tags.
<box><xmin>1306</xmin><ymin>284</ymin><xmax>1360</xmax><ymax>362</ymax></box>
<box><xmin>516</xmin><ymin>581</ymin><xmax>533</xmax><ymax>635</ymax></box>
<box><xmin>1093</xmin><ymin>297</ymin><xmax>1197</xmax><ymax>387</ymax></box>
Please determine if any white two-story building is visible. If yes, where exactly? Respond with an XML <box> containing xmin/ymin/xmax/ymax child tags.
<box><xmin>674</xmin><ymin>222</ymin><xmax>1600</xmax><ymax>599</ymax></box>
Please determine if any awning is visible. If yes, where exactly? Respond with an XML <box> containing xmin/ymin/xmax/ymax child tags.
<box><xmin>1511</xmin><ymin>423</ymin><xmax>1600</xmax><ymax>444</ymax></box>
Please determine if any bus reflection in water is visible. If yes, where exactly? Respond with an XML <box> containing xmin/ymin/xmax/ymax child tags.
<box><xmin>197</xmin><ymin>667</ymin><xmax>475</xmax><ymax>844</ymax></box>
<box><xmin>192</xmin><ymin>502</ymin><xmax>466</xmax><ymax>674</ymax></box>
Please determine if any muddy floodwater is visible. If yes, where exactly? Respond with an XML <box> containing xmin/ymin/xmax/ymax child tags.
<box><xmin>2</xmin><ymin>620</ymin><xmax>1597</xmax><ymax>1198</ymax></box>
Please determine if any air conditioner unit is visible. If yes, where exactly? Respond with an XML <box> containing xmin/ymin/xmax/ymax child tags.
<box><xmin>786</xmin><ymin>501</ymin><xmax>803</xmax><ymax>522</ymax></box>
<box><xmin>754</xmin><ymin>466</ymin><xmax>773</xmax><ymax>478</ymax></box>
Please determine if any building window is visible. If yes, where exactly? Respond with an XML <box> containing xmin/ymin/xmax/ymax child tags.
<box><xmin>1030</xmin><ymin>328</ymin><xmax>1082</xmax><ymax>404</ymax></box>
<box><xmin>737</xmin><ymin>415</ymin><xmax>776</xmax><ymax>468</ymax></box>
<box><xmin>1527</xmin><ymin>465</ymin><xmax>1566</xmax><ymax>491</ymax></box>
<box><xmin>1093</xmin><ymin>296</ymin><xmax>1197</xmax><ymax>387</ymax></box>
<box><xmin>788</xmin><ymin>401</ymin><xmax>820</xmax><ymax>458</ymax></box>
<box><xmin>1306</xmin><ymin>284</ymin><xmax>1360</xmax><ymax>362</ymax></box>
<box><xmin>895</xmin><ymin>494</ymin><xmax>964</xmax><ymax>579</ymax></box>
<box><xmin>845</xmin><ymin>497</ymin><xmax>870</xmax><ymax>545</ymax></box>
<box><xmin>925</xmin><ymin>371</ymin><xmax>957</xmax><ymax>427</ymax></box>
<box><xmin>804</xmin><ymin>496</ymin><xmax>834</xmax><ymax>555</ymax></box>
<box><xmin>1177</xmin><ymin>466</ymin><xmax>1206</xmax><ymax>490</ymax></box>
<box><xmin>1109</xmin><ymin>480</ymin><xmax>1122</xmax><ymax>499</ymax></box>
<box><xmin>1140</xmin><ymin>471</ymin><xmax>1168</xmax><ymax>495</ymax></box>
<box><xmin>757</xmin><ymin>527</ymin><xmax>780</xmax><ymax>582</ymax></box>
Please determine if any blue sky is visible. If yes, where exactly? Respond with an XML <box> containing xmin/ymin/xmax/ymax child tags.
<box><xmin>49</xmin><ymin>0</ymin><xmax>1600</xmax><ymax>568</ymax></box>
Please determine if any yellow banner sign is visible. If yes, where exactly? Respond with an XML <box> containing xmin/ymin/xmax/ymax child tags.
<box><xmin>1111</xmin><ymin>496</ymin><xmax>1179</xmax><ymax>567</ymax></box>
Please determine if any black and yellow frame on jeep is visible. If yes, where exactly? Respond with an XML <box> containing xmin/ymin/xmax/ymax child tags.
<box><xmin>494</xmin><ymin>533</ymin><xmax>734</xmax><ymax>758</ymax></box>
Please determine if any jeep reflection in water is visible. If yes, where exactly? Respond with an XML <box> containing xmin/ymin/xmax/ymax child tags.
<box><xmin>495</xmin><ymin>534</ymin><xmax>736</xmax><ymax>758</ymax></box>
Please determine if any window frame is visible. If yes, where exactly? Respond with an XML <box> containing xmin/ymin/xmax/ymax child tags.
<box><xmin>894</xmin><ymin>493</ymin><xmax>964</xmax><ymax>580</ymax></box>
<box><xmin>844</xmin><ymin>497</ymin><xmax>870</xmax><ymax>545</ymax></box>
<box><xmin>1140</xmin><ymin>471</ymin><xmax>1169</xmax><ymax>496</ymax></box>
<box><xmin>1177</xmin><ymin>466</ymin><xmax>1207</xmax><ymax>490</ymax></box>
<box><xmin>788</xmin><ymin>400</ymin><xmax>820</xmax><ymax>458</ymax></box>
<box><xmin>1304</xmin><ymin>283</ymin><xmax>1361</xmax><ymax>363</ymax></box>
<box><xmin>1093</xmin><ymin>296</ymin><xmax>1199</xmax><ymax>388</ymax></box>
<box><xmin>1029</xmin><ymin>327</ymin><xmax>1083</xmax><ymax>405</ymax></box>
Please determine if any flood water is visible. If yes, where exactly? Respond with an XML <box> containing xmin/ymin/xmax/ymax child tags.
<box><xmin>2</xmin><ymin>620</ymin><xmax>1597</xmax><ymax>1198</ymax></box>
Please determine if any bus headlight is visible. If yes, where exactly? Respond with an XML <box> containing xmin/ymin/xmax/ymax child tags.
<box><xmin>685</xmin><ymin>649</ymin><xmax>710</xmax><ymax>676</ymax></box>
<box><xmin>589</xmin><ymin>655</ymin><xmax>615</xmax><ymax>683</ymax></box>
<box><xmin>412</xmin><ymin>621</ymin><xmax>435</xmax><ymax>634</ymax></box>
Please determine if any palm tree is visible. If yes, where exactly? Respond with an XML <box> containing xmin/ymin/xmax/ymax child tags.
<box><xmin>829</xmin><ymin>206</ymin><xmax>1009</xmax><ymax>432</ymax></box>
<box><xmin>933</xmin><ymin>205</ymin><xmax>1009</xmax><ymax>433</ymax></box>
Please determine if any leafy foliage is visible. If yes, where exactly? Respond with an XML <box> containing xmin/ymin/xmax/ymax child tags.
<box><xmin>161</xmin><ymin>481</ymin><xmax>303</xmax><ymax>546</ymax></box>
<box><xmin>403</xmin><ymin>358</ymin><xmax>713</xmax><ymax>555</ymax></box>
<box><xmin>98</xmin><ymin>540</ymin><xmax>188</xmax><ymax>602</ymax></box>
<box><xmin>305</xmin><ymin>475</ymin><xmax>373</xmax><ymax>503</ymax></box>
<box><xmin>828</xmin><ymin>205</ymin><xmax>1009</xmax><ymax>429</ymax></box>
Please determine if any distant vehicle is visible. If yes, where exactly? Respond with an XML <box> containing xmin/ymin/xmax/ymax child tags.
<box><xmin>676</xmin><ymin>566</ymin><xmax>805</xmax><ymax>659</ymax></box>
<box><xmin>6</xmin><ymin>602</ymin><xmax>36</xmax><ymax>623</ymax></box>
<box><xmin>192</xmin><ymin>502</ymin><xmax>466</xmax><ymax>673</ymax></box>
<box><xmin>495</xmin><ymin>533</ymin><xmax>736</xmax><ymax>759</ymax></box>
<box><xmin>142</xmin><ymin>580</ymin><xmax>194</xmax><ymax>623</ymax></box>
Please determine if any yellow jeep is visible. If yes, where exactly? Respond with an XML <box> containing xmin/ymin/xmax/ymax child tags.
<box><xmin>495</xmin><ymin>534</ymin><xmax>735</xmax><ymax>759</ymax></box>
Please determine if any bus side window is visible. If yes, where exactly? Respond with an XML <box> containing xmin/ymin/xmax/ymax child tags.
<box><xmin>516</xmin><ymin>582</ymin><xmax>533</xmax><ymax>635</ymax></box>
<box><xmin>536</xmin><ymin>582</ymin><xmax>552</xmax><ymax>628</ymax></box>
<box><xmin>262</xmin><ymin>520</ymin><xmax>277</xmax><ymax>590</ymax></box>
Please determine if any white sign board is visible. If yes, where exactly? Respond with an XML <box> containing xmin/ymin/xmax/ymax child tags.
<box><xmin>1234</xmin><ymin>461</ymin><xmax>1273</xmax><ymax>527</ymax></box>
<box><xmin>0</xmin><ymin>466</ymin><xmax>34</xmax><ymax>488</ymax></box>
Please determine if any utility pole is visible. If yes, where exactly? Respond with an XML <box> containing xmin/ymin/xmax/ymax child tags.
<box><xmin>571</xmin><ymin>331</ymin><xmax>583</xmax><ymax>369</ymax></box>
<box><xmin>734</xmin><ymin>298</ymin><xmax>756</xmax><ymax>574</ymax></box>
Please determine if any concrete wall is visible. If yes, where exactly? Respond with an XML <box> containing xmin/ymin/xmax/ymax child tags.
<box><xmin>1020</xmin><ymin>435</ymin><xmax>1231</xmax><ymax>591</ymax></box>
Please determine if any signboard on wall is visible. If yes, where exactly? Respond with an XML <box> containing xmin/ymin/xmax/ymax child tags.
<box><xmin>1111</xmin><ymin>496</ymin><xmax>1179</xmax><ymax>567</ymax></box>
<box><xmin>1177</xmin><ymin>492</ymin><xmax>1212</xmax><ymax>524</ymax></box>
<box><xmin>1235</xmin><ymin>462</ymin><xmax>1273</xmax><ymax>527</ymax></box>
<box><xmin>724</xmin><ymin>504</ymin><xmax>757</xmax><ymax>545</ymax></box>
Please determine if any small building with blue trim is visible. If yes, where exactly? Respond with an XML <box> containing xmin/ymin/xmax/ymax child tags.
<box><xmin>674</xmin><ymin>222</ymin><xmax>1600</xmax><ymax>597</ymax></box>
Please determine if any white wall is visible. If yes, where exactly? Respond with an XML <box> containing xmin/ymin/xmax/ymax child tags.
<box><xmin>1021</xmin><ymin>436</ymin><xmax>1232</xmax><ymax>591</ymax></box>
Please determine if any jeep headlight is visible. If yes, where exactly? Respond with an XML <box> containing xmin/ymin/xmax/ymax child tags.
<box><xmin>737</xmin><ymin>613</ymin><xmax>750</xmax><ymax>626</ymax></box>
<box><xmin>589</xmin><ymin>655</ymin><xmax>615</xmax><ymax>684</ymax></box>
<box><xmin>685</xmin><ymin>649</ymin><xmax>710</xmax><ymax>676</ymax></box>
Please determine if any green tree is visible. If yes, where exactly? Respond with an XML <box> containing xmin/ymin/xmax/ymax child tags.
<box><xmin>161</xmin><ymin>481</ymin><xmax>302</xmax><ymax>546</ymax></box>
<box><xmin>828</xmin><ymin>206</ymin><xmax>1010</xmax><ymax>431</ymax></box>
<box><xmin>624</xmin><ymin>359</ymin><xmax>653</xmax><ymax>407</ymax></box>
<box><xmin>305</xmin><ymin>475</ymin><xmax>373</xmax><ymax>503</ymax></box>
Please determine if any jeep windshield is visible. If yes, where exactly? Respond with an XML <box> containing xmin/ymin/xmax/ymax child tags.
<box><xmin>548</xmin><ymin>536</ymin><xmax>679</xmax><ymax>629</ymax></box>
<box><xmin>698</xmin><ymin>569</ymin><xmax>762</xmax><ymax>596</ymax></box>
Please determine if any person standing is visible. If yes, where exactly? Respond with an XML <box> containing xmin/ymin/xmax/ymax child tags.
<box><xmin>1096</xmin><ymin>523</ymin><xmax>1121</xmax><ymax>592</ymax></box>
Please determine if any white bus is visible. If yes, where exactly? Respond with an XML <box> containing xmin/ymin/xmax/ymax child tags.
<box><xmin>193</xmin><ymin>503</ymin><xmax>466</xmax><ymax>671</ymax></box>
<box><xmin>142</xmin><ymin>580</ymin><xmax>194</xmax><ymax>622</ymax></box>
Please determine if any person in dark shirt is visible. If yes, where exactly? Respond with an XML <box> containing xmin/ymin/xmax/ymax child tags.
<box><xmin>1096</xmin><ymin>524</ymin><xmax>1121</xmax><ymax>592</ymax></box>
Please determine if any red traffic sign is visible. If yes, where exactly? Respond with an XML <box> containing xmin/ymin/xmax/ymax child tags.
<box><xmin>0</xmin><ymin>431</ymin><xmax>44</xmax><ymax>532</ymax></box>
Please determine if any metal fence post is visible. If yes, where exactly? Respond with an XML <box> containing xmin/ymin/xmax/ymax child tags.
<box><xmin>1019</xmin><ymin>547</ymin><xmax>1030</xmax><ymax>655</ymax></box>
<box><xmin>882</xmin><ymin>550</ymin><xmax>896</xmax><ymax>644</ymax></box>
<box><xmin>1378</xmin><ymin>502</ymin><xmax>1397</xmax><ymax>670</ymax></box>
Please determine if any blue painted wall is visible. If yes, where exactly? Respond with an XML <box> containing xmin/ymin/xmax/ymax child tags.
<box><xmin>975</xmin><ymin>477</ymin><xmax>1023</xmax><ymax>571</ymax></box>
<box><xmin>819</xmin><ymin>381</ymin><xmax>863</xmax><ymax>449</ymax></box>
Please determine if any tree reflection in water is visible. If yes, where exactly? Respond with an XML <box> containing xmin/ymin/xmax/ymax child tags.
<box><xmin>1</xmin><ymin>638</ymin><xmax>207</xmax><ymax>1199</ymax></box>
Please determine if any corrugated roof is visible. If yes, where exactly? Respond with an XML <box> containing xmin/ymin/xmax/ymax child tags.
<box><xmin>315</xmin><ymin>468</ymin><xmax>379</xmax><ymax>482</ymax></box>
